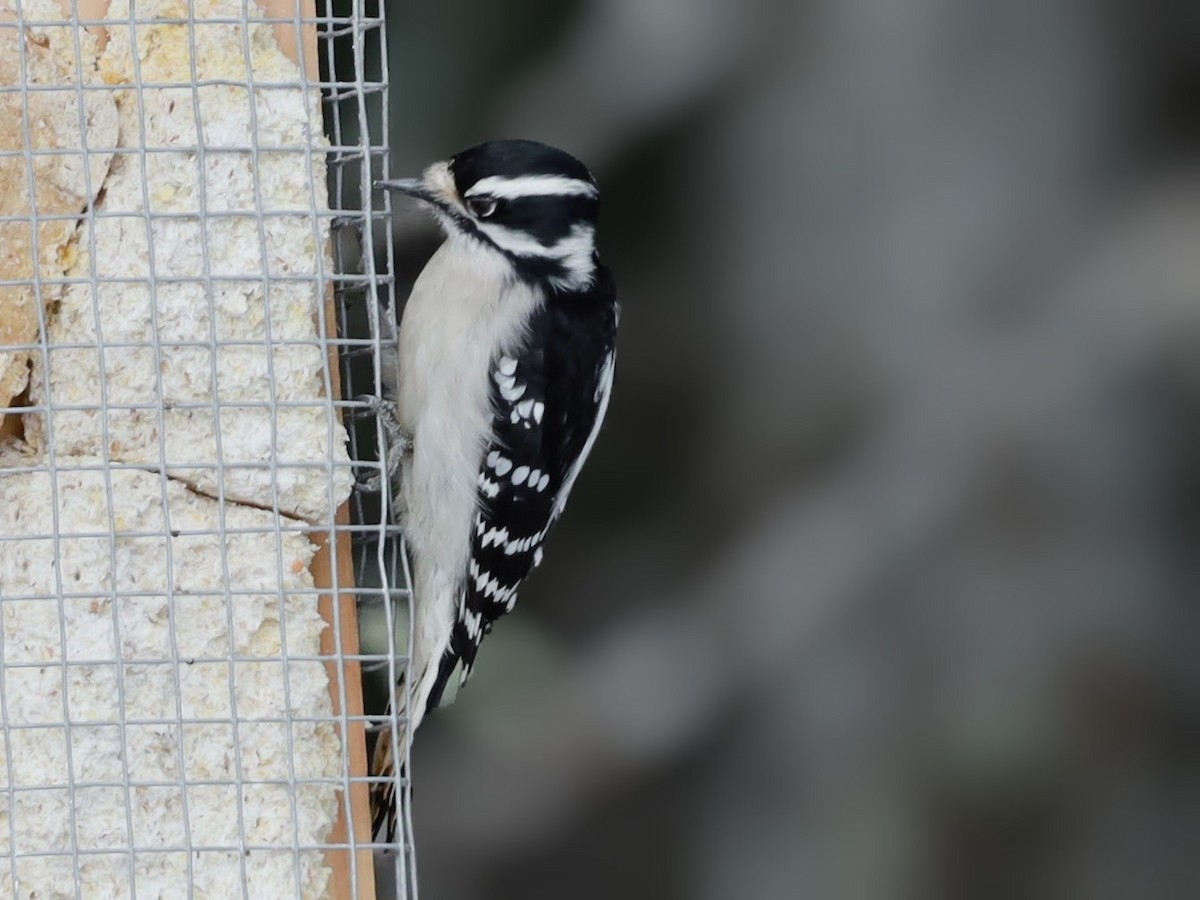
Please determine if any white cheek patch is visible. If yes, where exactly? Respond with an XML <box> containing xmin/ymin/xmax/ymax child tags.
<box><xmin>476</xmin><ymin>222</ymin><xmax>562</xmax><ymax>258</ymax></box>
<box><xmin>476</xmin><ymin>222</ymin><xmax>597</xmax><ymax>289</ymax></box>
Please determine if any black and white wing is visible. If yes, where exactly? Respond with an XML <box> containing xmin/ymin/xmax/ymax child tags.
<box><xmin>425</xmin><ymin>268</ymin><xmax>618</xmax><ymax>709</ymax></box>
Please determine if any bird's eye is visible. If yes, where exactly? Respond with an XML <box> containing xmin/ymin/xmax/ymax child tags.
<box><xmin>467</xmin><ymin>196</ymin><xmax>498</xmax><ymax>219</ymax></box>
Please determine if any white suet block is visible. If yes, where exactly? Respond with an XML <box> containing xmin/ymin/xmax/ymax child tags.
<box><xmin>0</xmin><ymin>447</ymin><xmax>341</xmax><ymax>898</ymax></box>
<box><xmin>24</xmin><ymin>0</ymin><xmax>353</xmax><ymax>523</ymax></box>
<box><xmin>0</xmin><ymin>1</ymin><xmax>355</xmax><ymax>896</ymax></box>
<box><xmin>0</xmin><ymin>0</ymin><xmax>117</xmax><ymax>424</ymax></box>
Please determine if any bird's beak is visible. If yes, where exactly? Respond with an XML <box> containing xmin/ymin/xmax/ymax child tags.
<box><xmin>375</xmin><ymin>177</ymin><xmax>436</xmax><ymax>204</ymax></box>
<box><xmin>376</xmin><ymin>162</ymin><xmax>460</xmax><ymax>219</ymax></box>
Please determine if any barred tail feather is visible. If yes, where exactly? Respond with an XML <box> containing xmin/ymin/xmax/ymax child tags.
<box><xmin>369</xmin><ymin>705</ymin><xmax>403</xmax><ymax>843</ymax></box>
<box><xmin>368</xmin><ymin>614</ymin><xmax>462</xmax><ymax>843</ymax></box>
<box><xmin>368</xmin><ymin>657</ymin><xmax>430</xmax><ymax>844</ymax></box>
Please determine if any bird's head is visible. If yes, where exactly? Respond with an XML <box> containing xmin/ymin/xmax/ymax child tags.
<box><xmin>377</xmin><ymin>139</ymin><xmax>601</xmax><ymax>290</ymax></box>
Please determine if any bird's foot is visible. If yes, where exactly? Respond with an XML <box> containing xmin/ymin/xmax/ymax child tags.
<box><xmin>354</xmin><ymin>395</ymin><xmax>412</xmax><ymax>492</ymax></box>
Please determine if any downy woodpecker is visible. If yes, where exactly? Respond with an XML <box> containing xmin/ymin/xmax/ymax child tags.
<box><xmin>369</xmin><ymin>140</ymin><xmax>618</xmax><ymax>841</ymax></box>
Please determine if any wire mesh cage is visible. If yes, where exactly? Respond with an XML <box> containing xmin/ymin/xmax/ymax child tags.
<box><xmin>0</xmin><ymin>0</ymin><xmax>412</xmax><ymax>896</ymax></box>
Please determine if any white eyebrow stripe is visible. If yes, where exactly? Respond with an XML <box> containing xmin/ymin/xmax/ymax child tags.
<box><xmin>465</xmin><ymin>174</ymin><xmax>599</xmax><ymax>200</ymax></box>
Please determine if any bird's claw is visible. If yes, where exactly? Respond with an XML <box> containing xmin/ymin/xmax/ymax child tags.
<box><xmin>354</xmin><ymin>395</ymin><xmax>412</xmax><ymax>492</ymax></box>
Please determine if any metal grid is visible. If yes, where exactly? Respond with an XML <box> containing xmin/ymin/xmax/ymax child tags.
<box><xmin>0</xmin><ymin>1</ymin><xmax>413</xmax><ymax>897</ymax></box>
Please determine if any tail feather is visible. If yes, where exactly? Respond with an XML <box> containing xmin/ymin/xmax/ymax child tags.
<box><xmin>369</xmin><ymin>570</ymin><xmax>472</xmax><ymax>842</ymax></box>
<box><xmin>369</xmin><ymin>711</ymin><xmax>402</xmax><ymax>843</ymax></box>
<box><xmin>369</xmin><ymin>664</ymin><xmax>423</xmax><ymax>845</ymax></box>
<box><xmin>368</xmin><ymin>651</ymin><xmax>460</xmax><ymax>843</ymax></box>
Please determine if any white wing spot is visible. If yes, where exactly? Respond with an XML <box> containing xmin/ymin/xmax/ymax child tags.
<box><xmin>500</xmin><ymin>381</ymin><xmax>526</xmax><ymax>401</ymax></box>
<box><xmin>512</xmin><ymin>465</ymin><xmax>530</xmax><ymax>486</ymax></box>
<box><xmin>536</xmin><ymin>472</ymin><xmax>550</xmax><ymax>492</ymax></box>
<box><xmin>533</xmin><ymin>401</ymin><xmax>545</xmax><ymax>424</ymax></box>
<box><xmin>478</xmin><ymin>474</ymin><xmax>501</xmax><ymax>498</ymax></box>
<box><xmin>493</xmin><ymin>455</ymin><xmax>512</xmax><ymax>476</ymax></box>
<box><xmin>487</xmin><ymin>450</ymin><xmax>500</xmax><ymax>468</ymax></box>
<box><xmin>499</xmin><ymin>356</ymin><xmax>518</xmax><ymax>375</ymax></box>
<box><xmin>516</xmin><ymin>398</ymin><xmax>535</xmax><ymax>419</ymax></box>
<box><xmin>482</xmin><ymin>525</ymin><xmax>509</xmax><ymax>548</ymax></box>
<box><xmin>464</xmin><ymin>609</ymin><xmax>482</xmax><ymax>641</ymax></box>
<box><xmin>533</xmin><ymin>547</ymin><xmax>544</xmax><ymax>567</ymax></box>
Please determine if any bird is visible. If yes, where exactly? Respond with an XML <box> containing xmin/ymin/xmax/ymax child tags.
<box><xmin>367</xmin><ymin>139</ymin><xmax>618</xmax><ymax>842</ymax></box>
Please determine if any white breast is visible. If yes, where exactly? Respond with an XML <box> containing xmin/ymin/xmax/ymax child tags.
<box><xmin>392</xmin><ymin>233</ymin><xmax>541</xmax><ymax>704</ymax></box>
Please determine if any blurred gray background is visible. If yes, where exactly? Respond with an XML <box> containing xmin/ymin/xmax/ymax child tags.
<box><xmin>357</xmin><ymin>0</ymin><xmax>1200</xmax><ymax>897</ymax></box>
